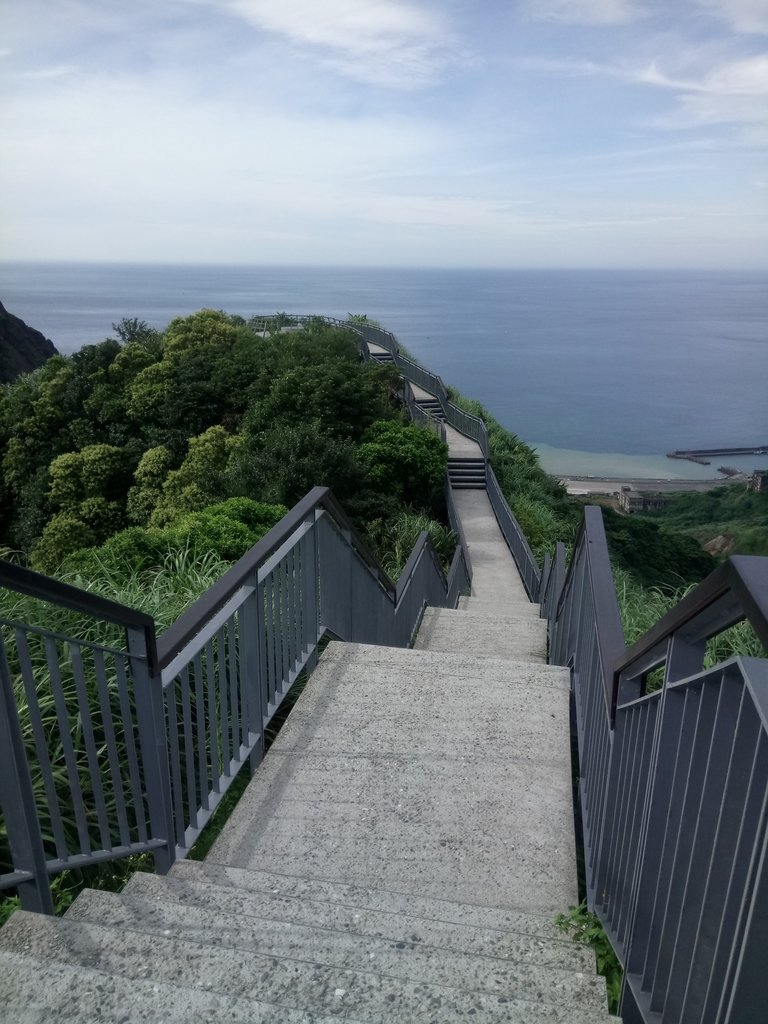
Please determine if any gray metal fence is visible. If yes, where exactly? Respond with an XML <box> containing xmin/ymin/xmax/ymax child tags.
<box><xmin>350</xmin><ymin>320</ymin><xmax>542</xmax><ymax>598</ymax></box>
<box><xmin>0</xmin><ymin>486</ymin><xmax>470</xmax><ymax>913</ymax></box>
<box><xmin>545</xmin><ymin>506</ymin><xmax>768</xmax><ymax>1024</ymax></box>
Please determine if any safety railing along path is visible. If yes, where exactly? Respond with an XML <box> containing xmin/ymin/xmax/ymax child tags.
<box><xmin>0</xmin><ymin>487</ymin><xmax>470</xmax><ymax>914</ymax></box>
<box><xmin>543</xmin><ymin>505</ymin><xmax>768</xmax><ymax>1024</ymax></box>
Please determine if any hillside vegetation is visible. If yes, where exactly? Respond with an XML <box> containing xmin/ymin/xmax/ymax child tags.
<box><xmin>0</xmin><ymin>312</ymin><xmax>450</xmax><ymax>590</ymax></box>
<box><xmin>448</xmin><ymin>389</ymin><xmax>717</xmax><ymax>588</ymax></box>
<box><xmin>642</xmin><ymin>484</ymin><xmax>768</xmax><ymax>558</ymax></box>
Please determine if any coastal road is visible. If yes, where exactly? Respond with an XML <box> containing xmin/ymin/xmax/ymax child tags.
<box><xmin>560</xmin><ymin>476</ymin><xmax>742</xmax><ymax>496</ymax></box>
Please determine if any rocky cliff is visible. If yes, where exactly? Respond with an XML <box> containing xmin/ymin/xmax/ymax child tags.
<box><xmin>0</xmin><ymin>301</ymin><xmax>58</xmax><ymax>382</ymax></box>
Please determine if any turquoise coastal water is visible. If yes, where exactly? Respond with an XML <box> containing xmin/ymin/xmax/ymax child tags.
<box><xmin>1</xmin><ymin>263</ymin><xmax>766</xmax><ymax>478</ymax></box>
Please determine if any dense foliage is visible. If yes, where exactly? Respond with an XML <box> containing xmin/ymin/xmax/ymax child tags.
<box><xmin>0</xmin><ymin>311</ymin><xmax>450</xmax><ymax>577</ymax></box>
<box><xmin>642</xmin><ymin>484</ymin><xmax>768</xmax><ymax>558</ymax></box>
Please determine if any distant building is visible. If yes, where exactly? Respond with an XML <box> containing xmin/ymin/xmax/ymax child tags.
<box><xmin>748</xmin><ymin>470</ymin><xmax>768</xmax><ymax>493</ymax></box>
<box><xmin>617</xmin><ymin>488</ymin><xmax>672</xmax><ymax>514</ymax></box>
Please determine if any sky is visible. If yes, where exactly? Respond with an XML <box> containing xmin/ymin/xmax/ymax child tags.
<box><xmin>1</xmin><ymin>0</ymin><xmax>767</xmax><ymax>268</ymax></box>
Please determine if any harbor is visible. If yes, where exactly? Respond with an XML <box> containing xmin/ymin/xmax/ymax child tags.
<box><xmin>667</xmin><ymin>444</ymin><xmax>768</xmax><ymax>465</ymax></box>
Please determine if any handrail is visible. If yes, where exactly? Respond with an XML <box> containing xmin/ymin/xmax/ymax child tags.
<box><xmin>0</xmin><ymin>560</ymin><xmax>159</xmax><ymax>671</ymax></box>
<box><xmin>615</xmin><ymin>554</ymin><xmax>768</xmax><ymax>686</ymax></box>
<box><xmin>546</xmin><ymin>504</ymin><xmax>768</xmax><ymax>1023</ymax></box>
<box><xmin>570</xmin><ymin>506</ymin><xmax>626</xmax><ymax>715</ymax></box>
<box><xmin>1</xmin><ymin>479</ymin><xmax>471</xmax><ymax>913</ymax></box>
<box><xmin>0</xmin><ymin>560</ymin><xmax>155</xmax><ymax>628</ymax></box>
<box><xmin>156</xmin><ymin>486</ymin><xmax>396</xmax><ymax>670</ymax></box>
<box><xmin>350</xmin><ymin>320</ymin><xmax>542</xmax><ymax>594</ymax></box>
<box><xmin>486</xmin><ymin>465</ymin><xmax>541</xmax><ymax>601</ymax></box>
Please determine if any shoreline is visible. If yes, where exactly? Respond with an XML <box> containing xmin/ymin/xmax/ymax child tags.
<box><xmin>559</xmin><ymin>475</ymin><xmax>742</xmax><ymax>496</ymax></box>
<box><xmin>532</xmin><ymin>441</ymin><xmax>768</xmax><ymax>483</ymax></box>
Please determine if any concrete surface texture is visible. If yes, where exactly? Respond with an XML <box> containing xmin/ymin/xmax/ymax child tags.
<box><xmin>0</xmin><ymin>398</ymin><xmax>619</xmax><ymax>1021</ymax></box>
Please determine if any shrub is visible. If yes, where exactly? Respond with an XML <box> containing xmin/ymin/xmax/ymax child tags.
<box><xmin>357</xmin><ymin>420</ymin><xmax>447</xmax><ymax>511</ymax></box>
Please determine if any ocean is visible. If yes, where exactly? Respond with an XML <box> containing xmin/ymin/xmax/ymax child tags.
<box><xmin>1</xmin><ymin>262</ymin><xmax>766</xmax><ymax>479</ymax></box>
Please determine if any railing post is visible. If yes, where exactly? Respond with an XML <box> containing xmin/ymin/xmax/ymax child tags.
<box><xmin>664</xmin><ymin>632</ymin><xmax>706</xmax><ymax>685</ymax></box>
<box><xmin>240</xmin><ymin>581</ymin><xmax>266</xmax><ymax>773</ymax></box>
<box><xmin>127</xmin><ymin>625</ymin><xmax>175</xmax><ymax>874</ymax></box>
<box><xmin>301</xmin><ymin>514</ymin><xmax>320</xmax><ymax>672</ymax></box>
<box><xmin>0</xmin><ymin>633</ymin><xmax>54</xmax><ymax>914</ymax></box>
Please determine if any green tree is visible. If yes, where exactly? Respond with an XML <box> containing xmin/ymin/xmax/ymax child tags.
<box><xmin>357</xmin><ymin>420</ymin><xmax>447</xmax><ymax>511</ymax></box>
<box><xmin>229</xmin><ymin>421</ymin><xmax>362</xmax><ymax>507</ymax></box>
<box><xmin>244</xmin><ymin>362</ymin><xmax>399</xmax><ymax>440</ymax></box>
<box><xmin>126</xmin><ymin>445</ymin><xmax>174</xmax><ymax>525</ymax></box>
<box><xmin>150</xmin><ymin>426</ymin><xmax>241</xmax><ymax>526</ymax></box>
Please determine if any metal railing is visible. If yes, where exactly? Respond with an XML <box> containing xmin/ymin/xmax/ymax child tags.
<box><xmin>486</xmin><ymin>466</ymin><xmax>540</xmax><ymax>601</ymax></box>
<box><xmin>350</xmin><ymin>320</ymin><xmax>542</xmax><ymax>598</ymax></box>
<box><xmin>545</xmin><ymin>505</ymin><xmax>768</xmax><ymax>1024</ymax></box>
<box><xmin>240</xmin><ymin>315</ymin><xmax>540</xmax><ymax>597</ymax></box>
<box><xmin>0</xmin><ymin>486</ymin><xmax>469</xmax><ymax>913</ymax></box>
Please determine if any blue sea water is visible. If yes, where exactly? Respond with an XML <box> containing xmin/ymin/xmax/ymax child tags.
<box><xmin>1</xmin><ymin>262</ymin><xmax>766</xmax><ymax>478</ymax></box>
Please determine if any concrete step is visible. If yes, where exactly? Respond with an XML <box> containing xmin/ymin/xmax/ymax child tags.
<box><xmin>415</xmin><ymin>607</ymin><xmax>547</xmax><ymax>661</ymax></box>
<box><xmin>168</xmin><ymin>859</ymin><xmax>583</xmax><ymax>950</ymax></box>
<box><xmin>458</xmin><ymin>599</ymin><xmax>541</xmax><ymax>617</ymax></box>
<box><xmin>0</xmin><ymin>948</ymin><xmax>357</xmax><ymax>1024</ymax></box>
<box><xmin>67</xmin><ymin>879</ymin><xmax>595</xmax><ymax>975</ymax></box>
<box><xmin>319</xmin><ymin>640</ymin><xmax>558</xmax><ymax>676</ymax></box>
<box><xmin>64</xmin><ymin>884</ymin><xmax>599</xmax><ymax>998</ymax></box>
<box><xmin>1</xmin><ymin>913</ymin><xmax>615</xmax><ymax>1023</ymax></box>
<box><xmin>205</xmin><ymin>642</ymin><xmax>576</xmax><ymax>911</ymax></box>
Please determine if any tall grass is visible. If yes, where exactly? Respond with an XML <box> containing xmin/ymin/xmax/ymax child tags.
<box><xmin>367</xmin><ymin>511</ymin><xmax>456</xmax><ymax>580</ymax></box>
<box><xmin>613</xmin><ymin>566</ymin><xmax>764</xmax><ymax>677</ymax></box>
<box><xmin>0</xmin><ymin>545</ymin><xmax>232</xmax><ymax>918</ymax></box>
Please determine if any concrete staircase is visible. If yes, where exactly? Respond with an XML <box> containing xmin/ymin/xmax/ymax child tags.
<box><xmin>415</xmin><ymin>395</ymin><xmax>445</xmax><ymax>421</ymax></box>
<box><xmin>448</xmin><ymin>456</ymin><xmax>487</xmax><ymax>489</ymax></box>
<box><xmin>0</xmin><ymin>482</ymin><xmax>619</xmax><ymax>1023</ymax></box>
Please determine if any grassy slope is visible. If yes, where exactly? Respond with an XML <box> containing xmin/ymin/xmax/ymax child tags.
<box><xmin>642</xmin><ymin>484</ymin><xmax>768</xmax><ymax>557</ymax></box>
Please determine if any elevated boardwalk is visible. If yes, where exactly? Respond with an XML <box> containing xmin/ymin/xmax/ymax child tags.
<box><xmin>0</xmin><ymin>341</ymin><xmax>618</xmax><ymax>1022</ymax></box>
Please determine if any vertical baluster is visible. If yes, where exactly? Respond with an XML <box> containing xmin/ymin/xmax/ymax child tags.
<box><xmin>205</xmin><ymin>640</ymin><xmax>220</xmax><ymax>794</ymax></box>
<box><xmin>217</xmin><ymin>626</ymin><xmax>230</xmax><ymax>777</ymax></box>
<box><xmin>69</xmin><ymin>643</ymin><xmax>112</xmax><ymax>850</ymax></box>
<box><xmin>127</xmin><ymin>626</ymin><xmax>174</xmax><ymax>874</ymax></box>
<box><xmin>44</xmin><ymin>636</ymin><xmax>91</xmax><ymax>854</ymax></box>
<box><xmin>0</xmin><ymin>630</ymin><xmax>53</xmax><ymax>913</ymax></box>
<box><xmin>13</xmin><ymin>628</ymin><xmax>68</xmax><ymax>861</ymax></box>
<box><xmin>189</xmin><ymin>650</ymin><xmax>208</xmax><ymax>812</ymax></box>
<box><xmin>164</xmin><ymin>672</ymin><xmax>186</xmax><ymax>849</ymax></box>
<box><xmin>179</xmin><ymin>663</ymin><xmax>197</xmax><ymax>833</ymax></box>
<box><xmin>240</xmin><ymin>585</ymin><xmax>266</xmax><ymax>771</ymax></box>
<box><xmin>227</xmin><ymin>614</ymin><xmax>240</xmax><ymax>755</ymax></box>
<box><xmin>286</xmin><ymin>546</ymin><xmax>298</xmax><ymax>677</ymax></box>
<box><xmin>263</xmin><ymin>572</ymin><xmax>276</xmax><ymax>708</ymax></box>
<box><xmin>92</xmin><ymin>649</ymin><xmax>131</xmax><ymax>848</ymax></box>
<box><xmin>114</xmin><ymin>654</ymin><xmax>149</xmax><ymax>843</ymax></box>
<box><xmin>278</xmin><ymin>558</ymin><xmax>289</xmax><ymax>692</ymax></box>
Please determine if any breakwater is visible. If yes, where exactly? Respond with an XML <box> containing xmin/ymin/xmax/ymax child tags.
<box><xmin>667</xmin><ymin>444</ymin><xmax>768</xmax><ymax>465</ymax></box>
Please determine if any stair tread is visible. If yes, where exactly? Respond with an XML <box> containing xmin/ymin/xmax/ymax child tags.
<box><xmin>0</xmin><ymin>948</ymin><xmax>356</xmax><ymax>1024</ymax></box>
<box><xmin>0</xmin><ymin>914</ymin><xmax>613</xmax><ymax>1022</ymax></box>
<box><xmin>96</xmin><ymin>868</ymin><xmax>590</xmax><ymax>965</ymax></box>
<box><xmin>62</xmin><ymin>885</ymin><xmax>598</xmax><ymax>993</ymax></box>
<box><xmin>168</xmin><ymin>861</ymin><xmax>587</xmax><ymax>949</ymax></box>
<box><xmin>320</xmin><ymin>641</ymin><xmax>560</xmax><ymax>677</ymax></box>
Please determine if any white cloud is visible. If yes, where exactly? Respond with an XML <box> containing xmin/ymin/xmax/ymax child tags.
<box><xmin>638</xmin><ymin>54</ymin><xmax>768</xmax><ymax>94</ymax></box>
<box><xmin>527</xmin><ymin>0</ymin><xmax>640</xmax><ymax>25</ymax></box>
<box><xmin>699</xmin><ymin>0</ymin><xmax>768</xmax><ymax>34</ymax></box>
<box><xmin>19</xmin><ymin>65</ymin><xmax>78</xmax><ymax>80</ymax></box>
<box><xmin>220</xmin><ymin>0</ymin><xmax>452</xmax><ymax>86</ymax></box>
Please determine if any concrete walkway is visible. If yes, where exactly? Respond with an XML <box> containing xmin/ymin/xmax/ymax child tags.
<box><xmin>408</xmin><ymin>382</ymin><xmax>484</xmax><ymax>459</ymax></box>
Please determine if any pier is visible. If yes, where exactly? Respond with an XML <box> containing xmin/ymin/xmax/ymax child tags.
<box><xmin>667</xmin><ymin>444</ymin><xmax>768</xmax><ymax>464</ymax></box>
